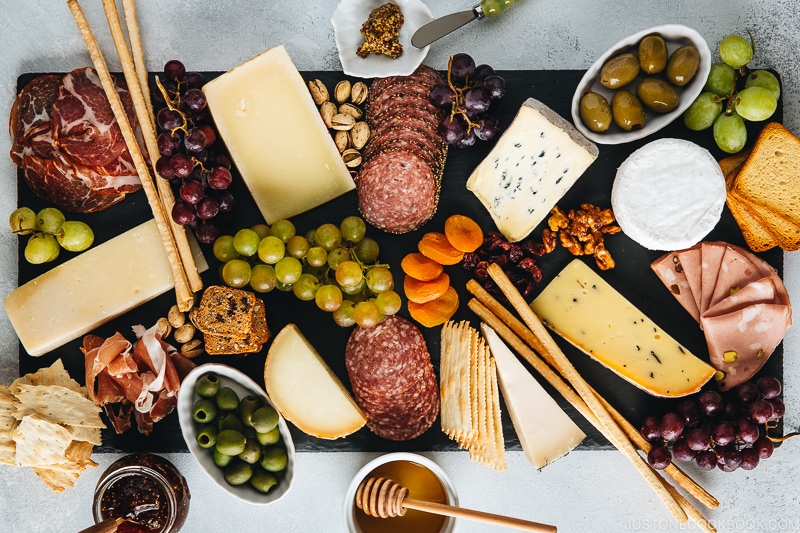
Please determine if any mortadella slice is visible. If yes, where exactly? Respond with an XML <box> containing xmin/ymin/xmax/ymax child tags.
<box><xmin>704</xmin><ymin>276</ymin><xmax>776</xmax><ymax>318</ymax></box>
<box><xmin>708</xmin><ymin>245</ymin><xmax>763</xmax><ymax>311</ymax></box>
<box><xmin>700</xmin><ymin>242</ymin><xmax>726</xmax><ymax>314</ymax></box>
<box><xmin>676</xmin><ymin>246</ymin><xmax>703</xmax><ymax>318</ymax></box>
<box><xmin>651</xmin><ymin>251</ymin><xmax>701</xmax><ymax>322</ymax></box>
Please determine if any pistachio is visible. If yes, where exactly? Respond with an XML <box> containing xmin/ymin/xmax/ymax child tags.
<box><xmin>173</xmin><ymin>323</ymin><xmax>196</xmax><ymax>344</ymax></box>
<box><xmin>331</xmin><ymin>113</ymin><xmax>356</xmax><ymax>131</ymax></box>
<box><xmin>334</xmin><ymin>80</ymin><xmax>352</xmax><ymax>104</ymax></box>
<box><xmin>320</xmin><ymin>101</ymin><xmax>337</xmax><ymax>128</ymax></box>
<box><xmin>308</xmin><ymin>79</ymin><xmax>329</xmax><ymax>105</ymax></box>
<box><xmin>350</xmin><ymin>81</ymin><xmax>368</xmax><ymax>105</ymax></box>
<box><xmin>334</xmin><ymin>130</ymin><xmax>350</xmax><ymax>153</ymax></box>
<box><xmin>342</xmin><ymin>148</ymin><xmax>362</xmax><ymax>168</ymax></box>
<box><xmin>350</xmin><ymin>121</ymin><xmax>370</xmax><ymax>150</ymax></box>
<box><xmin>168</xmin><ymin>304</ymin><xmax>185</xmax><ymax>328</ymax></box>
<box><xmin>156</xmin><ymin>317</ymin><xmax>172</xmax><ymax>339</ymax></box>
<box><xmin>180</xmin><ymin>339</ymin><xmax>204</xmax><ymax>359</ymax></box>
<box><xmin>338</xmin><ymin>103</ymin><xmax>363</xmax><ymax>120</ymax></box>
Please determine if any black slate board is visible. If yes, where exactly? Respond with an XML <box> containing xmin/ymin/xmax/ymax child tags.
<box><xmin>16</xmin><ymin>70</ymin><xmax>784</xmax><ymax>453</ymax></box>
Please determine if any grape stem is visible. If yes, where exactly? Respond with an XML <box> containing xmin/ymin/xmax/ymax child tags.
<box><xmin>766</xmin><ymin>421</ymin><xmax>799</xmax><ymax>443</ymax></box>
<box><xmin>445</xmin><ymin>55</ymin><xmax>481</xmax><ymax>134</ymax></box>
<box><xmin>154</xmin><ymin>76</ymin><xmax>191</xmax><ymax>135</ymax></box>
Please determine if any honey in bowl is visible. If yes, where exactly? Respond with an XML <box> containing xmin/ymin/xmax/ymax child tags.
<box><xmin>354</xmin><ymin>459</ymin><xmax>449</xmax><ymax>533</ymax></box>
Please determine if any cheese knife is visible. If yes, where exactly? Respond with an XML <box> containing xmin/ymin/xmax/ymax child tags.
<box><xmin>411</xmin><ymin>0</ymin><xmax>522</xmax><ymax>48</ymax></box>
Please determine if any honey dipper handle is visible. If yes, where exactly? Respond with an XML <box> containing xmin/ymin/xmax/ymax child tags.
<box><xmin>403</xmin><ymin>498</ymin><xmax>557</xmax><ymax>533</ymax></box>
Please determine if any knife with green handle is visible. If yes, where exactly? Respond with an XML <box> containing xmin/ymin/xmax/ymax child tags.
<box><xmin>411</xmin><ymin>0</ymin><xmax>521</xmax><ymax>48</ymax></box>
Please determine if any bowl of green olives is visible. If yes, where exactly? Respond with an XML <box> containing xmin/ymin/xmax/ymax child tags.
<box><xmin>177</xmin><ymin>363</ymin><xmax>296</xmax><ymax>504</ymax></box>
<box><xmin>571</xmin><ymin>24</ymin><xmax>711</xmax><ymax>144</ymax></box>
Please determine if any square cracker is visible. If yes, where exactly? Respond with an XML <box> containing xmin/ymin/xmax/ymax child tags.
<box><xmin>12</xmin><ymin>414</ymin><xmax>72</xmax><ymax>467</ymax></box>
<box><xmin>13</xmin><ymin>384</ymin><xmax>104</xmax><ymax>429</ymax></box>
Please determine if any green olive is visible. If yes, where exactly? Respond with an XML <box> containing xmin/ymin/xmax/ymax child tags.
<box><xmin>213</xmin><ymin>449</ymin><xmax>234</xmax><ymax>468</ymax></box>
<box><xmin>216</xmin><ymin>428</ymin><xmax>247</xmax><ymax>456</ymax></box>
<box><xmin>238</xmin><ymin>437</ymin><xmax>262</xmax><ymax>464</ymax></box>
<box><xmin>224</xmin><ymin>459</ymin><xmax>253</xmax><ymax>486</ymax></box>
<box><xmin>215</xmin><ymin>387</ymin><xmax>240</xmax><ymax>411</ymax></box>
<box><xmin>195</xmin><ymin>373</ymin><xmax>220</xmax><ymax>398</ymax></box>
<box><xmin>256</xmin><ymin>427</ymin><xmax>281</xmax><ymax>446</ymax></box>
<box><xmin>611</xmin><ymin>90</ymin><xmax>646</xmax><ymax>131</ymax></box>
<box><xmin>599</xmin><ymin>53</ymin><xmax>640</xmax><ymax>89</ymax></box>
<box><xmin>218</xmin><ymin>412</ymin><xmax>244</xmax><ymax>432</ymax></box>
<box><xmin>251</xmin><ymin>469</ymin><xmax>278</xmax><ymax>494</ymax></box>
<box><xmin>196</xmin><ymin>424</ymin><xmax>218</xmax><ymax>449</ymax></box>
<box><xmin>251</xmin><ymin>405</ymin><xmax>279</xmax><ymax>434</ymax></box>
<box><xmin>238</xmin><ymin>395</ymin><xmax>260</xmax><ymax>427</ymax></box>
<box><xmin>192</xmin><ymin>398</ymin><xmax>218</xmax><ymax>424</ymax></box>
<box><xmin>579</xmin><ymin>92</ymin><xmax>612</xmax><ymax>133</ymax></box>
<box><xmin>638</xmin><ymin>35</ymin><xmax>668</xmax><ymax>74</ymax></box>
<box><xmin>666</xmin><ymin>45</ymin><xmax>700</xmax><ymax>86</ymax></box>
<box><xmin>636</xmin><ymin>78</ymin><xmax>680</xmax><ymax>112</ymax></box>
<box><xmin>260</xmin><ymin>446</ymin><xmax>289</xmax><ymax>473</ymax></box>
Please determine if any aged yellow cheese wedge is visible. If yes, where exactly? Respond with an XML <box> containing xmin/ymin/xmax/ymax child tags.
<box><xmin>530</xmin><ymin>259</ymin><xmax>715</xmax><ymax>397</ymax></box>
<box><xmin>203</xmin><ymin>45</ymin><xmax>354</xmax><ymax>224</ymax></box>
<box><xmin>265</xmin><ymin>324</ymin><xmax>366</xmax><ymax>439</ymax></box>
<box><xmin>4</xmin><ymin>219</ymin><xmax>208</xmax><ymax>357</ymax></box>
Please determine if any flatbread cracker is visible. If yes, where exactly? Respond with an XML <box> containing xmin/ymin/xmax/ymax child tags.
<box><xmin>12</xmin><ymin>414</ymin><xmax>72</xmax><ymax>467</ymax></box>
<box><xmin>13</xmin><ymin>384</ymin><xmax>105</xmax><ymax>429</ymax></box>
<box><xmin>0</xmin><ymin>385</ymin><xmax>18</xmax><ymax>465</ymax></box>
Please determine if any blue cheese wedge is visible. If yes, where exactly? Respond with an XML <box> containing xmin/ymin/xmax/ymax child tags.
<box><xmin>466</xmin><ymin>98</ymin><xmax>598</xmax><ymax>242</ymax></box>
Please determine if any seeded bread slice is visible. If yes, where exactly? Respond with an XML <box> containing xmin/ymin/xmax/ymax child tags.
<box><xmin>189</xmin><ymin>286</ymin><xmax>258</xmax><ymax>338</ymax></box>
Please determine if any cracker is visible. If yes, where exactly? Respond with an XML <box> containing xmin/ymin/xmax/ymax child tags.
<box><xmin>12</xmin><ymin>414</ymin><xmax>72</xmax><ymax>467</ymax></box>
<box><xmin>488</xmin><ymin>357</ymin><xmax>507</xmax><ymax>471</ymax></box>
<box><xmin>32</xmin><ymin>466</ymin><xmax>77</xmax><ymax>493</ymax></box>
<box><xmin>65</xmin><ymin>424</ymin><xmax>103</xmax><ymax>446</ymax></box>
<box><xmin>204</xmin><ymin>333</ymin><xmax>263</xmax><ymax>355</ymax></box>
<box><xmin>13</xmin><ymin>384</ymin><xmax>105</xmax><ymax>429</ymax></box>
<box><xmin>0</xmin><ymin>385</ymin><xmax>19</xmax><ymax>465</ymax></box>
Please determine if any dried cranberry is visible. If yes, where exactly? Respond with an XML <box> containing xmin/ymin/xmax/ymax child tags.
<box><xmin>474</xmin><ymin>267</ymin><xmax>489</xmax><ymax>282</ymax></box>
<box><xmin>522</xmin><ymin>239</ymin><xmax>546</xmax><ymax>256</ymax></box>
<box><xmin>462</xmin><ymin>252</ymin><xmax>479</xmax><ymax>271</ymax></box>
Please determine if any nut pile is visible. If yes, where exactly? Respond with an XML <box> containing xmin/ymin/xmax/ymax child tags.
<box><xmin>309</xmin><ymin>79</ymin><xmax>370</xmax><ymax>172</ymax></box>
<box><xmin>542</xmin><ymin>204</ymin><xmax>621</xmax><ymax>270</ymax></box>
<box><xmin>158</xmin><ymin>304</ymin><xmax>203</xmax><ymax>358</ymax></box>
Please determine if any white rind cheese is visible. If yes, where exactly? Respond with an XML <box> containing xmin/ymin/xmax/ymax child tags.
<box><xmin>481</xmin><ymin>324</ymin><xmax>585</xmax><ymax>469</ymax></box>
<box><xmin>203</xmin><ymin>45</ymin><xmax>354</xmax><ymax>224</ymax></box>
<box><xmin>466</xmin><ymin>98</ymin><xmax>598</xmax><ymax>242</ymax></box>
<box><xmin>4</xmin><ymin>220</ymin><xmax>208</xmax><ymax>357</ymax></box>
<box><xmin>531</xmin><ymin>259</ymin><xmax>716</xmax><ymax>397</ymax></box>
<box><xmin>265</xmin><ymin>324</ymin><xmax>366</xmax><ymax>439</ymax></box>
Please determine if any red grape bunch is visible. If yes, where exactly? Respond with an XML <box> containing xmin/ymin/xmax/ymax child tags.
<box><xmin>154</xmin><ymin>60</ymin><xmax>235</xmax><ymax>244</ymax></box>
<box><xmin>640</xmin><ymin>376</ymin><xmax>788</xmax><ymax>473</ymax></box>
<box><xmin>429</xmin><ymin>53</ymin><xmax>506</xmax><ymax>148</ymax></box>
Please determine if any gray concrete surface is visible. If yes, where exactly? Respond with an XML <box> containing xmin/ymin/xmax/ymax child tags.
<box><xmin>1</xmin><ymin>1</ymin><xmax>799</xmax><ymax>532</ymax></box>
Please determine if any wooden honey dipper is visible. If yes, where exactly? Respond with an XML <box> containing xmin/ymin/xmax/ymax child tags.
<box><xmin>355</xmin><ymin>476</ymin><xmax>557</xmax><ymax>532</ymax></box>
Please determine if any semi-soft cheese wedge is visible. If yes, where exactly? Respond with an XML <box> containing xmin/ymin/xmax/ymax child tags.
<box><xmin>265</xmin><ymin>324</ymin><xmax>366</xmax><ymax>439</ymax></box>
<box><xmin>466</xmin><ymin>97</ymin><xmax>598</xmax><ymax>242</ymax></box>
<box><xmin>531</xmin><ymin>259</ymin><xmax>715</xmax><ymax>397</ymax></box>
<box><xmin>4</xmin><ymin>219</ymin><xmax>208</xmax><ymax>357</ymax></box>
<box><xmin>481</xmin><ymin>323</ymin><xmax>585</xmax><ymax>469</ymax></box>
<box><xmin>203</xmin><ymin>45</ymin><xmax>354</xmax><ymax>224</ymax></box>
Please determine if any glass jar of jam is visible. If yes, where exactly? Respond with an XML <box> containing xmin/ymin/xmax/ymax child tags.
<box><xmin>92</xmin><ymin>453</ymin><xmax>190</xmax><ymax>533</ymax></box>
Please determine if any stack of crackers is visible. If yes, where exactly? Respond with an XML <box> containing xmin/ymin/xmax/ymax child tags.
<box><xmin>440</xmin><ymin>321</ymin><xmax>506</xmax><ymax>471</ymax></box>
<box><xmin>0</xmin><ymin>359</ymin><xmax>104</xmax><ymax>492</ymax></box>
<box><xmin>189</xmin><ymin>286</ymin><xmax>271</xmax><ymax>355</ymax></box>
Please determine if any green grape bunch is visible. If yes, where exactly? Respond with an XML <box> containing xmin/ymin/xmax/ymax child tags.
<box><xmin>683</xmin><ymin>32</ymin><xmax>780</xmax><ymax>154</ymax></box>
<box><xmin>212</xmin><ymin>215</ymin><xmax>402</xmax><ymax>328</ymax></box>
<box><xmin>9</xmin><ymin>206</ymin><xmax>95</xmax><ymax>264</ymax></box>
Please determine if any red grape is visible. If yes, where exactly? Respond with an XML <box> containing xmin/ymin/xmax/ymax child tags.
<box><xmin>671</xmin><ymin>437</ymin><xmax>697</xmax><ymax>461</ymax></box>
<box><xmin>198</xmin><ymin>124</ymin><xmax>216</xmax><ymax>147</ymax></box>
<box><xmin>429</xmin><ymin>83</ymin><xmax>455</xmax><ymax>108</ymax></box>
<box><xmin>195</xmin><ymin>196</ymin><xmax>220</xmax><ymax>219</ymax></box>
<box><xmin>179</xmin><ymin>179</ymin><xmax>204</xmax><ymax>205</ymax></box>
<box><xmin>646</xmin><ymin>445</ymin><xmax>672</xmax><ymax>469</ymax></box>
<box><xmin>184</xmin><ymin>71</ymin><xmax>204</xmax><ymax>89</ymax></box>
<box><xmin>171</xmin><ymin>201</ymin><xmax>195</xmax><ymax>225</ymax></box>
<box><xmin>464</xmin><ymin>87</ymin><xmax>491</xmax><ymax>114</ymax></box>
<box><xmin>640</xmin><ymin>415</ymin><xmax>662</xmax><ymax>441</ymax></box>
<box><xmin>475</xmin><ymin>114</ymin><xmax>500</xmax><ymax>141</ymax></box>
<box><xmin>217</xmin><ymin>191</ymin><xmax>236</xmax><ymax>213</ymax></box>
<box><xmin>184</xmin><ymin>88</ymin><xmax>208</xmax><ymax>113</ymax></box>
<box><xmin>676</xmin><ymin>399</ymin><xmax>701</xmax><ymax>426</ymax></box>
<box><xmin>685</xmin><ymin>427</ymin><xmax>710</xmax><ymax>451</ymax></box>
<box><xmin>450</xmin><ymin>53</ymin><xmax>476</xmax><ymax>82</ymax></box>
<box><xmin>483</xmin><ymin>75</ymin><xmax>507</xmax><ymax>100</ymax></box>
<box><xmin>748</xmin><ymin>398</ymin><xmax>774</xmax><ymax>424</ymax></box>
<box><xmin>163</xmin><ymin>59</ymin><xmax>186</xmax><ymax>81</ymax></box>
<box><xmin>473</xmin><ymin>64</ymin><xmax>495</xmax><ymax>82</ymax></box>
<box><xmin>754</xmin><ymin>436</ymin><xmax>774</xmax><ymax>459</ymax></box>
<box><xmin>768</xmin><ymin>397</ymin><xmax>785</xmax><ymax>420</ymax></box>
<box><xmin>184</xmin><ymin>127</ymin><xmax>207</xmax><ymax>153</ymax></box>
<box><xmin>695</xmin><ymin>450</ymin><xmax>717</xmax><ymax>471</ymax></box>
<box><xmin>194</xmin><ymin>220</ymin><xmax>220</xmax><ymax>244</ymax></box>
<box><xmin>156</xmin><ymin>155</ymin><xmax>175</xmax><ymax>179</ymax></box>
<box><xmin>711</xmin><ymin>420</ymin><xmax>735</xmax><ymax>446</ymax></box>
<box><xmin>698</xmin><ymin>390</ymin><xmax>723</xmax><ymax>417</ymax></box>
<box><xmin>208</xmin><ymin>167</ymin><xmax>233</xmax><ymax>190</ymax></box>
<box><xmin>157</xmin><ymin>108</ymin><xmax>183</xmax><ymax>131</ymax></box>
<box><xmin>157</xmin><ymin>131</ymin><xmax>182</xmax><ymax>156</ymax></box>
<box><xmin>756</xmin><ymin>376</ymin><xmax>781</xmax><ymax>399</ymax></box>
<box><xmin>735</xmin><ymin>380</ymin><xmax>760</xmax><ymax>405</ymax></box>
<box><xmin>170</xmin><ymin>153</ymin><xmax>194</xmax><ymax>179</ymax></box>
<box><xmin>438</xmin><ymin>116</ymin><xmax>465</xmax><ymax>144</ymax></box>
<box><xmin>740</xmin><ymin>447</ymin><xmax>760</xmax><ymax>470</ymax></box>
<box><xmin>737</xmin><ymin>418</ymin><xmax>760</xmax><ymax>444</ymax></box>
<box><xmin>660</xmin><ymin>412</ymin><xmax>685</xmax><ymax>441</ymax></box>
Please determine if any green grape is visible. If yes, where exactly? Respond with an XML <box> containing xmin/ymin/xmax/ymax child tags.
<box><xmin>353</xmin><ymin>237</ymin><xmax>379</xmax><ymax>264</ymax></box>
<box><xmin>713</xmin><ymin>112</ymin><xmax>747</xmax><ymax>154</ymax></box>
<box><xmin>233</xmin><ymin>228</ymin><xmax>261</xmax><ymax>257</ymax></box>
<box><xmin>257</xmin><ymin>235</ymin><xmax>286</xmax><ymax>264</ymax></box>
<box><xmin>286</xmin><ymin>235</ymin><xmax>310</xmax><ymax>259</ymax></box>
<box><xmin>250</xmin><ymin>264</ymin><xmax>277</xmax><ymax>293</ymax></box>
<box><xmin>745</xmin><ymin>70</ymin><xmax>781</xmax><ymax>100</ymax></box>
<box><xmin>56</xmin><ymin>220</ymin><xmax>94</xmax><ymax>252</ymax></box>
<box><xmin>353</xmin><ymin>300</ymin><xmax>381</xmax><ymax>328</ymax></box>
<box><xmin>251</xmin><ymin>223</ymin><xmax>270</xmax><ymax>240</ymax></box>
<box><xmin>316</xmin><ymin>284</ymin><xmax>343</xmax><ymax>312</ymax></box>
<box><xmin>735</xmin><ymin>86</ymin><xmax>777</xmax><ymax>122</ymax></box>
<box><xmin>335</xmin><ymin>260</ymin><xmax>363</xmax><ymax>288</ymax></box>
<box><xmin>304</xmin><ymin>228</ymin><xmax>316</xmax><ymax>245</ymax></box>
<box><xmin>293</xmin><ymin>273</ymin><xmax>320</xmax><ymax>301</ymax></box>
<box><xmin>306</xmin><ymin>246</ymin><xmax>328</xmax><ymax>268</ymax></box>
<box><xmin>340</xmin><ymin>216</ymin><xmax>366</xmax><ymax>243</ymax></box>
<box><xmin>36</xmin><ymin>207</ymin><xmax>65</xmax><ymax>235</ymax></box>
<box><xmin>9</xmin><ymin>207</ymin><xmax>37</xmax><ymax>235</ymax></box>
<box><xmin>684</xmin><ymin>92</ymin><xmax>723</xmax><ymax>131</ymax></box>
<box><xmin>270</xmin><ymin>219</ymin><xmax>296</xmax><ymax>243</ymax></box>
<box><xmin>24</xmin><ymin>233</ymin><xmax>60</xmax><ymax>264</ymax></box>
<box><xmin>315</xmin><ymin>223</ymin><xmax>342</xmax><ymax>251</ymax></box>
<box><xmin>275</xmin><ymin>281</ymin><xmax>293</xmax><ymax>292</ymax></box>
<box><xmin>332</xmin><ymin>299</ymin><xmax>355</xmax><ymax>327</ymax></box>
<box><xmin>213</xmin><ymin>235</ymin><xmax>241</xmax><ymax>262</ymax></box>
<box><xmin>365</xmin><ymin>266</ymin><xmax>394</xmax><ymax>293</ymax></box>
<box><xmin>718</xmin><ymin>34</ymin><xmax>753</xmax><ymax>68</ymax></box>
<box><xmin>327</xmin><ymin>247</ymin><xmax>352</xmax><ymax>270</ymax></box>
<box><xmin>704</xmin><ymin>62</ymin><xmax>736</xmax><ymax>96</ymax></box>
<box><xmin>275</xmin><ymin>256</ymin><xmax>302</xmax><ymax>285</ymax></box>
<box><xmin>222</xmin><ymin>259</ymin><xmax>252</xmax><ymax>288</ymax></box>
<box><xmin>341</xmin><ymin>277</ymin><xmax>365</xmax><ymax>295</ymax></box>
<box><xmin>375</xmin><ymin>290</ymin><xmax>402</xmax><ymax>316</ymax></box>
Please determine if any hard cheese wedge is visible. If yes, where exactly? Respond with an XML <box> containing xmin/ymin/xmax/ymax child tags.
<box><xmin>466</xmin><ymin>97</ymin><xmax>598</xmax><ymax>242</ymax></box>
<box><xmin>265</xmin><ymin>324</ymin><xmax>366</xmax><ymax>439</ymax></box>
<box><xmin>203</xmin><ymin>45</ymin><xmax>354</xmax><ymax>224</ymax></box>
<box><xmin>4</xmin><ymin>220</ymin><xmax>208</xmax><ymax>357</ymax></box>
<box><xmin>481</xmin><ymin>323</ymin><xmax>585</xmax><ymax>469</ymax></box>
<box><xmin>530</xmin><ymin>259</ymin><xmax>715</xmax><ymax>397</ymax></box>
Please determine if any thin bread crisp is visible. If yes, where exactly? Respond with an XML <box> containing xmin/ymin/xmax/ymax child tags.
<box><xmin>723</xmin><ymin>158</ymin><xmax>777</xmax><ymax>252</ymax></box>
<box><xmin>190</xmin><ymin>285</ymin><xmax>259</xmax><ymax>338</ymax></box>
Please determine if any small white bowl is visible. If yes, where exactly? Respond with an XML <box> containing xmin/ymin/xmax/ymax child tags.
<box><xmin>331</xmin><ymin>0</ymin><xmax>434</xmax><ymax>78</ymax></box>
<box><xmin>571</xmin><ymin>24</ymin><xmax>711</xmax><ymax>144</ymax></box>
<box><xmin>344</xmin><ymin>452</ymin><xmax>458</xmax><ymax>533</ymax></box>
<box><xmin>177</xmin><ymin>363</ymin><xmax>296</xmax><ymax>504</ymax></box>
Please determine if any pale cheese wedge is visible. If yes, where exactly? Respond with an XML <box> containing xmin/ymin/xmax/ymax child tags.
<box><xmin>480</xmin><ymin>323</ymin><xmax>585</xmax><ymax>469</ymax></box>
<box><xmin>265</xmin><ymin>324</ymin><xmax>366</xmax><ymax>439</ymax></box>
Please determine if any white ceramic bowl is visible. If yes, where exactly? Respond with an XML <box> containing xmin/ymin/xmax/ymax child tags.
<box><xmin>344</xmin><ymin>452</ymin><xmax>458</xmax><ymax>533</ymax></box>
<box><xmin>571</xmin><ymin>24</ymin><xmax>711</xmax><ymax>144</ymax></box>
<box><xmin>177</xmin><ymin>363</ymin><xmax>296</xmax><ymax>504</ymax></box>
<box><xmin>331</xmin><ymin>0</ymin><xmax>434</xmax><ymax>78</ymax></box>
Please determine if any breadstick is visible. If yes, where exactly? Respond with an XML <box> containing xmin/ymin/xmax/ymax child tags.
<box><xmin>121</xmin><ymin>0</ymin><xmax>154</xmax><ymax>122</ymax></box>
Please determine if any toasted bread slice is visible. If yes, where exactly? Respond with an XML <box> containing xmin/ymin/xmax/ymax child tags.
<box><xmin>204</xmin><ymin>333</ymin><xmax>263</xmax><ymax>355</ymax></box>
<box><xmin>721</xmin><ymin>153</ymin><xmax>777</xmax><ymax>252</ymax></box>
<box><xmin>189</xmin><ymin>285</ymin><xmax>258</xmax><ymax>338</ymax></box>
<box><xmin>729</xmin><ymin>188</ymin><xmax>800</xmax><ymax>250</ymax></box>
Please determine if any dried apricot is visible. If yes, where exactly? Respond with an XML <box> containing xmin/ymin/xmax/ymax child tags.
<box><xmin>418</xmin><ymin>232</ymin><xmax>464</xmax><ymax>265</ymax></box>
<box><xmin>444</xmin><ymin>214</ymin><xmax>483</xmax><ymax>253</ymax></box>
<box><xmin>401</xmin><ymin>252</ymin><xmax>444</xmax><ymax>281</ymax></box>
<box><xmin>404</xmin><ymin>271</ymin><xmax>450</xmax><ymax>304</ymax></box>
<box><xmin>408</xmin><ymin>286</ymin><xmax>459</xmax><ymax>328</ymax></box>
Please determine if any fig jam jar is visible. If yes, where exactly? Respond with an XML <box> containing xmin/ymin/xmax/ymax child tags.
<box><xmin>93</xmin><ymin>453</ymin><xmax>190</xmax><ymax>533</ymax></box>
